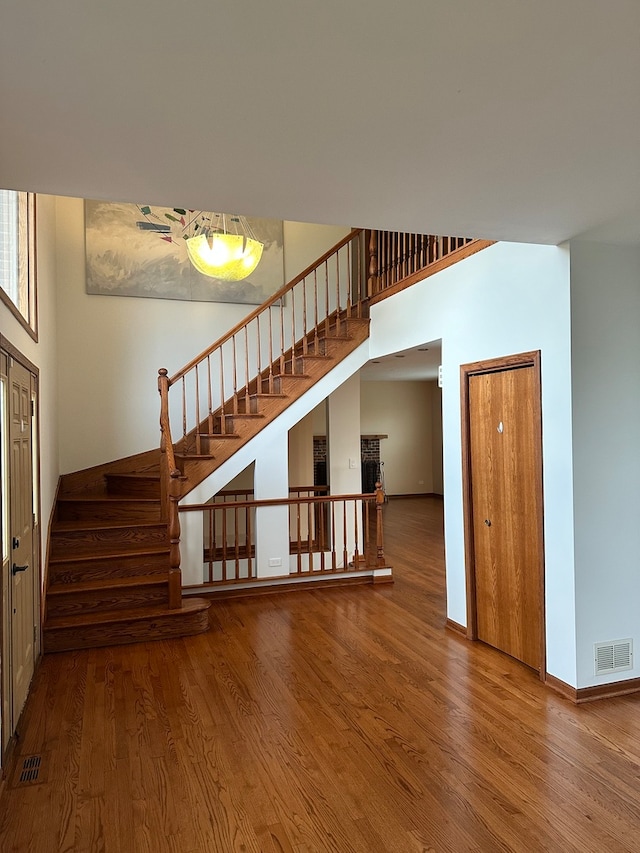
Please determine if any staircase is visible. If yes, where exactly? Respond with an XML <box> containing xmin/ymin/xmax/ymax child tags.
<box><xmin>44</xmin><ymin>229</ymin><xmax>372</xmax><ymax>652</ymax></box>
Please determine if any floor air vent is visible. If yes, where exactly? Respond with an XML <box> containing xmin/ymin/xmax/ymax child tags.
<box><xmin>594</xmin><ymin>639</ymin><xmax>633</xmax><ymax>676</ymax></box>
<box><xmin>11</xmin><ymin>754</ymin><xmax>47</xmax><ymax>787</ymax></box>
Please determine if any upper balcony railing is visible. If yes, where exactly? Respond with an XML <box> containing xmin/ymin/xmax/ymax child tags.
<box><xmin>366</xmin><ymin>230</ymin><xmax>494</xmax><ymax>304</ymax></box>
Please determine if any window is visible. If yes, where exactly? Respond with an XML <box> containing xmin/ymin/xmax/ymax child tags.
<box><xmin>0</xmin><ymin>191</ymin><xmax>37</xmax><ymax>339</ymax></box>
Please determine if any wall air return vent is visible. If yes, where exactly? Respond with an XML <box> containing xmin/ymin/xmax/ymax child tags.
<box><xmin>594</xmin><ymin>639</ymin><xmax>633</xmax><ymax>676</ymax></box>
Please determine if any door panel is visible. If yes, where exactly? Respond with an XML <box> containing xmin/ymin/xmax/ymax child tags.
<box><xmin>9</xmin><ymin>359</ymin><xmax>35</xmax><ymax>724</ymax></box>
<box><xmin>468</xmin><ymin>363</ymin><xmax>543</xmax><ymax>671</ymax></box>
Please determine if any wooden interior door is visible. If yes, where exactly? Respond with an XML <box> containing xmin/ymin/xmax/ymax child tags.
<box><xmin>8</xmin><ymin>358</ymin><xmax>35</xmax><ymax>725</ymax></box>
<box><xmin>465</xmin><ymin>355</ymin><xmax>544</xmax><ymax>672</ymax></box>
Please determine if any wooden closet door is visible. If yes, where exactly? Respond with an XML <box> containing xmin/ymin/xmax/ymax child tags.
<box><xmin>468</xmin><ymin>364</ymin><xmax>543</xmax><ymax>671</ymax></box>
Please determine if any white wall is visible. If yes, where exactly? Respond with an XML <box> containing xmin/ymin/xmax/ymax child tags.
<box><xmin>54</xmin><ymin>196</ymin><xmax>349</xmax><ymax>474</ymax></box>
<box><xmin>360</xmin><ymin>380</ymin><xmax>435</xmax><ymax>495</ymax></box>
<box><xmin>369</xmin><ymin>242</ymin><xmax>576</xmax><ymax>686</ymax></box>
<box><xmin>288</xmin><ymin>412</ymin><xmax>314</xmax><ymax>487</ymax></box>
<box><xmin>570</xmin><ymin>241</ymin><xmax>640</xmax><ymax>688</ymax></box>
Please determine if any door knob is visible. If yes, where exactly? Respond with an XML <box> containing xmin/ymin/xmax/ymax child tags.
<box><xmin>484</xmin><ymin>519</ymin><xmax>491</xmax><ymax>527</ymax></box>
<box><xmin>12</xmin><ymin>563</ymin><xmax>29</xmax><ymax>575</ymax></box>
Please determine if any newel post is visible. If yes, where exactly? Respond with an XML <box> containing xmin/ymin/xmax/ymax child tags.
<box><xmin>367</xmin><ymin>230</ymin><xmax>379</xmax><ymax>298</ymax></box>
<box><xmin>158</xmin><ymin>368</ymin><xmax>170</xmax><ymax>522</ymax></box>
<box><xmin>375</xmin><ymin>481</ymin><xmax>386</xmax><ymax>566</ymax></box>
<box><xmin>158</xmin><ymin>367</ymin><xmax>182</xmax><ymax>609</ymax></box>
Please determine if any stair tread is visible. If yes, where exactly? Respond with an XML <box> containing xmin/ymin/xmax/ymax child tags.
<box><xmin>48</xmin><ymin>573</ymin><xmax>169</xmax><ymax>595</ymax></box>
<box><xmin>52</xmin><ymin>519</ymin><xmax>167</xmax><ymax>533</ymax></box>
<box><xmin>219</xmin><ymin>412</ymin><xmax>264</xmax><ymax>419</ymax></box>
<box><xmin>57</xmin><ymin>494</ymin><xmax>160</xmax><ymax>504</ymax></box>
<box><xmin>175</xmin><ymin>453</ymin><xmax>217</xmax><ymax>460</ymax></box>
<box><xmin>106</xmin><ymin>472</ymin><xmax>160</xmax><ymax>480</ymax></box>
<box><xmin>49</xmin><ymin>545</ymin><xmax>169</xmax><ymax>565</ymax></box>
<box><xmin>45</xmin><ymin>598</ymin><xmax>211</xmax><ymax>631</ymax></box>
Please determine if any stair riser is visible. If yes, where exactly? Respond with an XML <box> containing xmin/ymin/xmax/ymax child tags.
<box><xmin>49</xmin><ymin>552</ymin><xmax>170</xmax><ymax>584</ymax></box>
<box><xmin>47</xmin><ymin>585</ymin><xmax>169</xmax><ymax>618</ymax></box>
<box><xmin>56</xmin><ymin>500</ymin><xmax>162</xmax><ymax>524</ymax></box>
<box><xmin>44</xmin><ymin>607</ymin><xmax>210</xmax><ymax>653</ymax></box>
<box><xmin>105</xmin><ymin>475</ymin><xmax>161</xmax><ymax>499</ymax></box>
<box><xmin>50</xmin><ymin>525</ymin><xmax>168</xmax><ymax>559</ymax></box>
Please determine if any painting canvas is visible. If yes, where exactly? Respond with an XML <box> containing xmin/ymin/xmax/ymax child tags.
<box><xmin>85</xmin><ymin>200</ymin><xmax>285</xmax><ymax>304</ymax></box>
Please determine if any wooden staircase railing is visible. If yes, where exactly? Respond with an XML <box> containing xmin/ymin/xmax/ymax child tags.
<box><xmin>367</xmin><ymin>230</ymin><xmax>494</xmax><ymax>304</ymax></box>
<box><xmin>181</xmin><ymin>483</ymin><xmax>388</xmax><ymax>585</ymax></box>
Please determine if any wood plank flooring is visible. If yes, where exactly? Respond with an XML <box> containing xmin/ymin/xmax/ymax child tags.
<box><xmin>3</xmin><ymin>497</ymin><xmax>640</xmax><ymax>851</ymax></box>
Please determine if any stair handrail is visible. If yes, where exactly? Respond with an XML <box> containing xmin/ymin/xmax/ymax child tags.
<box><xmin>167</xmin><ymin>227</ymin><xmax>363</xmax><ymax>386</ymax></box>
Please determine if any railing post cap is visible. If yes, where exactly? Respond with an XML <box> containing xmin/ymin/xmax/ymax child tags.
<box><xmin>158</xmin><ymin>368</ymin><xmax>168</xmax><ymax>377</ymax></box>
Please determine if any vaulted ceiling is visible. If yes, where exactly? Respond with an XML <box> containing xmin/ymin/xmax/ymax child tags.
<box><xmin>2</xmin><ymin>1</ymin><xmax>639</xmax><ymax>245</ymax></box>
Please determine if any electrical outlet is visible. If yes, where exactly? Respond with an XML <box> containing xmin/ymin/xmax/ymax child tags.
<box><xmin>349</xmin><ymin>457</ymin><xmax>358</xmax><ymax>469</ymax></box>
<box><xmin>268</xmin><ymin>557</ymin><xmax>282</xmax><ymax>567</ymax></box>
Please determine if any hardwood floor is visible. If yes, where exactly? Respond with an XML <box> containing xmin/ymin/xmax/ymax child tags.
<box><xmin>3</xmin><ymin>497</ymin><xmax>640</xmax><ymax>851</ymax></box>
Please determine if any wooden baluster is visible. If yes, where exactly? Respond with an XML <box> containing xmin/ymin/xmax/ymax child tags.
<box><xmin>279</xmin><ymin>299</ymin><xmax>285</xmax><ymax>378</ymax></box>
<box><xmin>375</xmin><ymin>481</ymin><xmax>386</xmax><ymax>566</ymax></box>
<box><xmin>219</xmin><ymin>347</ymin><xmax>226</xmax><ymax>435</ymax></box>
<box><xmin>206</xmin><ymin>355</ymin><xmax>213</xmax><ymax>436</ymax></box>
<box><xmin>342</xmin><ymin>500</ymin><xmax>348</xmax><ymax>570</ymax></box>
<box><xmin>268</xmin><ymin>305</ymin><xmax>274</xmax><ymax>394</ymax></box>
<box><xmin>194</xmin><ymin>364</ymin><xmax>201</xmax><ymax>455</ymax></box>
<box><xmin>222</xmin><ymin>506</ymin><xmax>228</xmax><ymax>582</ymax></box>
<box><xmin>208</xmin><ymin>506</ymin><xmax>214</xmax><ymax>583</ymax></box>
<box><xmin>291</xmin><ymin>287</ymin><xmax>296</xmax><ymax>373</ymax></box>
<box><xmin>244</xmin><ymin>325</ymin><xmax>250</xmax><ymax>412</ymax></box>
<box><xmin>364</xmin><ymin>498</ymin><xmax>371</xmax><ymax>566</ymax></box>
<box><xmin>247</xmin><ymin>505</ymin><xmax>252</xmax><ymax>579</ymax></box>
<box><xmin>335</xmin><ymin>249</ymin><xmax>341</xmax><ymax>334</ymax></box>
<box><xmin>383</xmin><ymin>231</ymin><xmax>389</xmax><ymax>289</ymax></box>
<box><xmin>232</xmin><ymin>335</ymin><xmax>238</xmax><ymax>415</ymax></box>
<box><xmin>302</xmin><ymin>277</ymin><xmax>308</xmax><ymax>355</ymax></box>
<box><xmin>355</xmin><ymin>233</ymin><xmax>363</xmax><ymax>316</ymax></box>
<box><xmin>296</xmin><ymin>501</ymin><xmax>302</xmax><ymax>573</ymax></box>
<box><xmin>313</xmin><ymin>268</ymin><xmax>319</xmax><ymax>353</ymax></box>
<box><xmin>331</xmin><ymin>500</ymin><xmax>337</xmax><ymax>570</ymax></box>
<box><xmin>256</xmin><ymin>315</ymin><xmax>262</xmax><ymax>391</ymax></box>
<box><xmin>353</xmin><ymin>498</ymin><xmax>360</xmax><ymax>567</ymax></box>
<box><xmin>346</xmin><ymin>239</ymin><xmax>352</xmax><ymax>319</ymax></box>
<box><xmin>168</xmin><ymin>476</ymin><xmax>182</xmax><ymax>609</ymax></box>
<box><xmin>181</xmin><ymin>377</ymin><xmax>187</xmax><ymax>443</ymax></box>
<box><xmin>324</xmin><ymin>260</ymin><xmax>330</xmax><ymax>338</ymax></box>
<box><xmin>367</xmin><ymin>230</ymin><xmax>378</xmax><ymax>298</ymax></box>
<box><xmin>234</xmin><ymin>505</ymin><xmax>240</xmax><ymax>581</ymax></box>
<box><xmin>307</xmin><ymin>499</ymin><xmax>313</xmax><ymax>572</ymax></box>
<box><xmin>319</xmin><ymin>500</ymin><xmax>326</xmax><ymax>571</ymax></box>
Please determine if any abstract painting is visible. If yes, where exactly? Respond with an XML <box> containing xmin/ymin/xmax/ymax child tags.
<box><xmin>85</xmin><ymin>200</ymin><xmax>285</xmax><ymax>304</ymax></box>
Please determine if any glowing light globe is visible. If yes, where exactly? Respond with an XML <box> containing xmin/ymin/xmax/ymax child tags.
<box><xmin>185</xmin><ymin>233</ymin><xmax>264</xmax><ymax>281</ymax></box>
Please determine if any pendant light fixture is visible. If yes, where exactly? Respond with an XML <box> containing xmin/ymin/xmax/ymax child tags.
<box><xmin>185</xmin><ymin>213</ymin><xmax>264</xmax><ymax>281</ymax></box>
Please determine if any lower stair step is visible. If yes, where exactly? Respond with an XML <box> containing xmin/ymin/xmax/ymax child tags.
<box><xmin>46</xmin><ymin>574</ymin><xmax>170</xmax><ymax>618</ymax></box>
<box><xmin>48</xmin><ymin>547</ymin><xmax>170</xmax><ymax>583</ymax></box>
<box><xmin>43</xmin><ymin>598</ymin><xmax>211</xmax><ymax>653</ymax></box>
